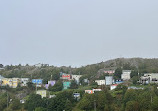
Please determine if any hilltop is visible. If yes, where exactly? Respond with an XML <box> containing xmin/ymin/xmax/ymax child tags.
<box><xmin>1</xmin><ymin>57</ymin><xmax>158</xmax><ymax>82</ymax></box>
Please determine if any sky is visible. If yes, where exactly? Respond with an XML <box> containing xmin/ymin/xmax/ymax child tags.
<box><xmin>0</xmin><ymin>0</ymin><xmax>158</xmax><ymax>67</ymax></box>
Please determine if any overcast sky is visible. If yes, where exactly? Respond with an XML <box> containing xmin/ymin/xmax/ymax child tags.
<box><xmin>0</xmin><ymin>0</ymin><xmax>158</xmax><ymax>67</ymax></box>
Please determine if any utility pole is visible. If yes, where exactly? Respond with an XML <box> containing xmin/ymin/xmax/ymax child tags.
<box><xmin>7</xmin><ymin>91</ymin><xmax>9</xmax><ymax>110</ymax></box>
<box><xmin>94</xmin><ymin>100</ymin><xmax>96</xmax><ymax>111</ymax></box>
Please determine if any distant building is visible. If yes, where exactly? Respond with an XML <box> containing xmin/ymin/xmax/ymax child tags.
<box><xmin>105</xmin><ymin>76</ymin><xmax>113</xmax><ymax>85</ymax></box>
<box><xmin>128</xmin><ymin>86</ymin><xmax>144</xmax><ymax>90</ymax></box>
<box><xmin>0</xmin><ymin>68</ymin><xmax>4</xmax><ymax>70</ymax></box>
<box><xmin>93</xmin><ymin>89</ymin><xmax>102</xmax><ymax>92</ymax></box>
<box><xmin>95</xmin><ymin>80</ymin><xmax>105</xmax><ymax>85</ymax></box>
<box><xmin>110</xmin><ymin>84</ymin><xmax>118</xmax><ymax>90</ymax></box>
<box><xmin>115</xmin><ymin>79</ymin><xmax>123</xmax><ymax>84</ymax></box>
<box><xmin>85</xmin><ymin>90</ymin><xmax>94</xmax><ymax>94</ymax></box>
<box><xmin>32</xmin><ymin>79</ymin><xmax>43</xmax><ymax>87</ymax></box>
<box><xmin>140</xmin><ymin>73</ymin><xmax>158</xmax><ymax>84</ymax></box>
<box><xmin>49</xmin><ymin>95</ymin><xmax>56</xmax><ymax>98</ymax></box>
<box><xmin>71</xmin><ymin>75</ymin><xmax>82</xmax><ymax>84</ymax></box>
<box><xmin>36</xmin><ymin>90</ymin><xmax>48</xmax><ymax>98</ymax></box>
<box><xmin>2</xmin><ymin>78</ymin><xmax>20</xmax><ymax>88</ymax></box>
<box><xmin>45</xmin><ymin>80</ymin><xmax>56</xmax><ymax>89</ymax></box>
<box><xmin>0</xmin><ymin>75</ymin><xmax>4</xmax><ymax>85</ymax></box>
<box><xmin>84</xmin><ymin>79</ymin><xmax>89</xmax><ymax>83</ymax></box>
<box><xmin>20</xmin><ymin>99</ymin><xmax>26</xmax><ymax>104</ymax></box>
<box><xmin>73</xmin><ymin>93</ymin><xmax>80</xmax><ymax>100</ymax></box>
<box><xmin>104</xmin><ymin>70</ymin><xmax>115</xmax><ymax>74</ymax></box>
<box><xmin>20</xmin><ymin>78</ymin><xmax>30</xmax><ymax>86</ymax></box>
<box><xmin>63</xmin><ymin>81</ymin><xmax>71</xmax><ymax>90</ymax></box>
<box><xmin>34</xmin><ymin>63</ymin><xmax>49</xmax><ymax>68</ymax></box>
<box><xmin>60</xmin><ymin>72</ymin><xmax>71</xmax><ymax>80</ymax></box>
<box><xmin>34</xmin><ymin>63</ymin><xmax>42</xmax><ymax>67</ymax></box>
<box><xmin>121</xmin><ymin>70</ymin><xmax>131</xmax><ymax>80</ymax></box>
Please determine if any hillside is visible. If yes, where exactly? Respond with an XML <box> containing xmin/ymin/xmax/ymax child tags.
<box><xmin>1</xmin><ymin>58</ymin><xmax>158</xmax><ymax>82</ymax></box>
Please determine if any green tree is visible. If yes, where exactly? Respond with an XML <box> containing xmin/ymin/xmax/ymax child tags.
<box><xmin>124</xmin><ymin>89</ymin><xmax>137</xmax><ymax>105</ymax></box>
<box><xmin>77</xmin><ymin>94</ymin><xmax>95</xmax><ymax>110</ymax></box>
<box><xmin>35</xmin><ymin>107</ymin><xmax>47</xmax><ymax>111</ymax></box>
<box><xmin>48</xmin><ymin>80</ymin><xmax>63</xmax><ymax>92</ymax></box>
<box><xmin>151</xmin><ymin>97</ymin><xmax>158</xmax><ymax>111</ymax></box>
<box><xmin>24</xmin><ymin>94</ymin><xmax>43</xmax><ymax>111</ymax></box>
<box><xmin>70</xmin><ymin>80</ymin><xmax>78</xmax><ymax>89</ymax></box>
<box><xmin>9</xmin><ymin>99</ymin><xmax>21</xmax><ymax>110</ymax></box>
<box><xmin>132</xmin><ymin>76</ymin><xmax>139</xmax><ymax>84</ymax></box>
<box><xmin>64</xmin><ymin>99</ymin><xmax>72</xmax><ymax>111</ymax></box>
<box><xmin>0</xmin><ymin>97</ymin><xmax>7</xmax><ymax>111</ymax></box>
<box><xmin>114</xmin><ymin>68</ymin><xmax>122</xmax><ymax>79</ymax></box>
<box><xmin>125</xmin><ymin>101</ymin><xmax>139</xmax><ymax>111</ymax></box>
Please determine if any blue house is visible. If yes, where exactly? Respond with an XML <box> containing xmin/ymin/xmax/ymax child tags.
<box><xmin>63</xmin><ymin>81</ymin><xmax>71</xmax><ymax>90</ymax></box>
<box><xmin>32</xmin><ymin>79</ymin><xmax>43</xmax><ymax>85</ymax></box>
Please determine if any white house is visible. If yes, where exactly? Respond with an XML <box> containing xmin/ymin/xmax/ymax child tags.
<box><xmin>140</xmin><ymin>73</ymin><xmax>158</xmax><ymax>84</ymax></box>
<box><xmin>110</xmin><ymin>84</ymin><xmax>118</xmax><ymax>90</ymax></box>
<box><xmin>95</xmin><ymin>80</ymin><xmax>105</xmax><ymax>85</ymax></box>
<box><xmin>20</xmin><ymin>78</ymin><xmax>30</xmax><ymax>86</ymax></box>
<box><xmin>105</xmin><ymin>76</ymin><xmax>113</xmax><ymax>85</ymax></box>
<box><xmin>121</xmin><ymin>70</ymin><xmax>131</xmax><ymax>80</ymax></box>
<box><xmin>71</xmin><ymin>75</ymin><xmax>82</xmax><ymax>84</ymax></box>
<box><xmin>93</xmin><ymin>89</ymin><xmax>102</xmax><ymax>92</ymax></box>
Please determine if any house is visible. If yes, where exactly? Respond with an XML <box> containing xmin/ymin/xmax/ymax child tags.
<box><xmin>71</xmin><ymin>75</ymin><xmax>82</xmax><ymax>84</ymax></box>
<box><xmin>84</xmin><ymin>79</ymin><xmax>89</xmax><ymax>83</ymax></box>
<box><xmin>95</xmin><ymin>80</ymin><xmax>105</xmax><ymax>85</ymax></box>
<box><xmin>49</xmin><ymin>95</ymin><xmax>56</xmax><ymax>98</ymax></box>
<box><xmin>85</xmin><ymin>90</ymin><xmax>94</xmax><ymax>94</ymax></box>
<box><xmin>32</xmin><ymin>79</ymin><xmax>43</xmax><ymax>87</ymax></box>
<box><xmin>110</xmin><ymin>84</ymin><xmax>118</xmax><ymax>90</ymax></box>
<box><xmin>105</xmin><ymin>76</ymin><xmax>113</xmax><ymax>85</ymax></box>
<box><xmin>121</xmin><ymin>70</ymin><xmax>131</xmax><ymax>80</ymax></box>
<box><xmin>63</xmin><ymin>81</ymin><xmax>71</xmax><ymax>90</ymax></box>
<box><xmin>34</xmin><ymin>63</ymin><xmax>49</xmax><ymax>68</ymax></box>
<box><xmin>60</xmin><ymin>72</ymin><xmax>71</xmax><ymax>80</ymax></box>
<box><xmin>73</xmin><ymin>93</ymin><xmax>80</xmax><ymax>100</ymax></box>
<box><xmin>45</xmin><ymin>80</ymin><xmax>56</xmax><ymax>89</ymax></box>
<box><xmin>128</xmin><ymin>86</ymin><xmax>144</xmax><ymax>90</ymax></box>
<box><xmin>2</xmin><ymin>78</ymin><xmax>20</xmax><ymax>88</ymax></box>
<box><xmin>36</xmin><ymin>90</ymin><xmax>48</xmax><ymax>98</ymax></box>
<box><xmin>140</xmin><ymin>73</ymin><xmax>158</xmax><ymax>84</ymax></box>
<box><xmin>115</xmin><ymin>79</ymin><xmax>123</xmax><ymax>84</ymax></box>
<box><xmin>0</xmin><ymin>75</ymin><xmax>4</xmax><ymax>85</ymax></box>
<box><xmin>20</xmin><ymin>78</ymin><xmax>30</xmax><ymax>86</ymax></box>
<box><xmin>34</xmin><ymin>63</ymin><xmax>42</xmax><ymax>67</ymax></box>
<box><xmin>104</xmin><ymin>70</ymin><xmax>115</xmax><ymax>74</ymax></box>
<box><xmin>0</xmin><ymin>68</ymin><xmax>4</xmax><ymax>70</ymax></box>
<box><xmin>20</xmin><ymin>99</ymin><xmax>26</xmax><ymax>104</ymax></box>
<box><xmin>93</xmin><ymin>89</ymin><xmax>102</xmax><ymax>92</ymax></box>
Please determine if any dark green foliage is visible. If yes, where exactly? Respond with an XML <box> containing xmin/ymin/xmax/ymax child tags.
<box><xmin>9</xmin><ymin>99</ymin><xmax>21</xmax><ymax>110</ymax></box>
<box><xmin>70</xmin><ymin>80</ymin><xmax>78</xmax><ymax>89</ymax></box>
<box><xmin>47</xmin><ymin>90</ymin><xmax>75</xmax><ymax>111</ymax></box>
<box><xmin>151</xmin><ymin>97</ymin><xmax>158</xmax><ymax>111</ymax></box>
<box><xmin>130</xmin><ymin>70</ymin><xmax>138</xmax><ymax>78</ymax></box>
<box><xmin>25</xmin><ymin>94</ymin><xmax>43</xmax><ymax>111</ymax></box>
<box><xmin>114</xmin><ymin>68</ymin><xmax>122</xmax><ymax>79</ymax></box>
<box><xmin>125</xmin><ymin>101</ymin><xmax>139</xmax><ymax>111</ymax></box>
<box><xmin>0</xmin><ymin>93</ymin><xmax>7</xmax><ymax>111</ymax></box>
<box><xmin>77</xmin><ymin>91</ymin><xmax>113</xmax><ymax>111</ymax></box>
<box><xmin>35</xmin><ymin>107</ymin><xmax>47</xmax><ymax>111</ymax></box>
<box><xmin>48</xmin><ymin>80</ymin><xmax>63</xmax><ymax>92</ymax></box>
<box><xmin>131</xmin><ymin>76</ymin><xmax>139</xmax><ymax>84</ymax></box>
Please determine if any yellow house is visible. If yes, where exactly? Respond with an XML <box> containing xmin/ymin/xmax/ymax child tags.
<box><xmin>36</xmin><ymin>90</ymin><xmax>48</xmax><ymax>98</ymax></box>
<box><xmin>2</xmin><ymin>78</ymin><xmax>20</xmax><ymax>88</ymax></box>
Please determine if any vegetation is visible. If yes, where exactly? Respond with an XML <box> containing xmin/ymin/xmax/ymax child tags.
<box><xmin>1</xmin><ymin>58</ymin><xmax>158</xmax><ymax>110</ymax></box>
